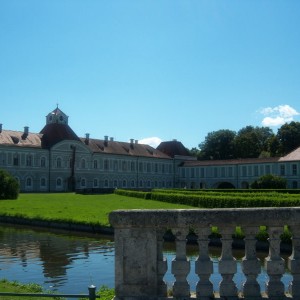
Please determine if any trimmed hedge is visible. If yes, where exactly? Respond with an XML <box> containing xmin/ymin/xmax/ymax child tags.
<box><xmin>114</xmin><ymin>189</ymin><xmax>151</xmax><ymax>199</ymax></box>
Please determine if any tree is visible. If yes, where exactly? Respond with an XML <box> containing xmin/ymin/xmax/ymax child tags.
<box><xmin>0</xmin><ymin>169</ymin><xmax>19</xmax><ymax>199</ymax></box>
<box><xmin>250</xmin><ymin>174</ymin><xmax>286</xmax><ymax>189</ymax></box>
<box><xmin>234</xmin><ymin>126</ymin><xmax>275</xmax><ymax>158</ymax></box>
<box><xmin>198</xmin><ymin>129</ymin><xmax>236</xmax><ymax>160</ymax></box>
<box><xmin>276</xmin><ymin>121</ymin><xmax>300</xmax><ymax>155</ymax></box>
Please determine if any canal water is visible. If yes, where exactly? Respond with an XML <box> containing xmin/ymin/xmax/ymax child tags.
<box><xmin>0</xmin><ymin>224</ymin><xmax>293</xmax><ymax>295</ymax></box>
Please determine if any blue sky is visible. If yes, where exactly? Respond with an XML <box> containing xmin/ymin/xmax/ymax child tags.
<box><xmin>1</xmin><ymin>0</ymin><xmax>300</xmax><ymax>149</ymax></box>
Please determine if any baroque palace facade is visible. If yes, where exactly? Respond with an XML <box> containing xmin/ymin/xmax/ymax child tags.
<box><xmin>0</xmin><ymin>107</ymin><xmax>300</xmax><ymax>192</ymax></box>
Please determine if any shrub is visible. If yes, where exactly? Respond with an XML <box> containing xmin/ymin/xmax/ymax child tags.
<box><xmin>0</xmin><ymin>169</ymin><xmax>20</xmax><ymax>199</ymax></box>
<box><xmin>251</xmin><ymin>174</ymin><xmax>287</xmax><ymax>189</ymax></box>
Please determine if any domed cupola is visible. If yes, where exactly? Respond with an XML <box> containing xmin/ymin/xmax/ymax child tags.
<box><xmin>46</xmin><ymin>106</ymin><xmax>69</xmax><ymax>125</ymax></box>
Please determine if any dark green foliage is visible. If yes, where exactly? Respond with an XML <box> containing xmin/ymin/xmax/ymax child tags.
<box><xmin>0</xmin><ymin>169</ymin><xmax>19</xmax><ymax>199</ymax></box>
<box><xmin>114</xmin><ymin>189</ymin><xmax>151</xmax><ymax>199</ymax></box>
<box><xmin>149</xmin><ymin>189</ymin><xmax>300</xmax><ymax>208</ymax></box>
<box><xmin>251</xmin><ymin>174</ymin><xmax>287</xmax><ymax>189</ymax></box>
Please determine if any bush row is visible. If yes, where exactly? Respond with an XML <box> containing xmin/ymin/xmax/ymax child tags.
<box><xmin>115</xmin><ymin>189</ymin><xmax>300</xmax><ymax>208</ymax></box>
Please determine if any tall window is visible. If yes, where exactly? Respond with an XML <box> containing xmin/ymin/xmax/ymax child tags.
<box><xmin>81</xmin><ymin>159</ymin><xmax>86</xmax><ymax>169</ymax></box>
<box><xmin>280</xmin><ymin>165</ymin><xmax>285</xmax><ymax>176</ymax></box>
<box><xmin>57</xmin><ymin>157</ymin><xmax>62</xmax><ymax>168</ymax></box>
<box><xmin>41</xmin><ymin>157</ymin><xmax>46</xmax><ymax>167</ymax></box>
<box><xmin>26</xmin><ymin>154</ymin><xmax>33</xmax><ymax>167</ymax></box>
<box><xmin>130</xmin><ymin>161</ymin><xmax>135</xmax><ymax>172</ymax></box>
<box><xmin>56</xmin><ymin>178</ymin><xmax>62</xmax><ymax>187</ymax></box>
<box><xmin>292</xmin><ymin>164</ymin><xmax>297</xmax><ymax>176</ymax></box>
<box><xmin>93</xmin><ymin>178</ymin><xmax>98</xmax><ymax>187</ymax></box>
<box><xmin>104</xmin><ymin>160</ymin><xmax>109</xmax><ymax>171</ymax></box>
<box><xmin>13</xmin><ymin>154</ymin><xmax>19</xmax><ymax>166</ymax></box>
<box><xmin>93</xmin><ymin>160</ymin><xmax>98</xmax><ymax>169</ymax></box>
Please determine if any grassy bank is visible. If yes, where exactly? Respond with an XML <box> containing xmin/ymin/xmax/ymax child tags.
<box><xmin>0</xmin><ymin>279</ymin><xmax>114</xmax><ymax>300</ymax></box>
<box><xmin>0</xmin><ymin>193</ymin><xmax>193</xmax><ymax>227</ymax></box>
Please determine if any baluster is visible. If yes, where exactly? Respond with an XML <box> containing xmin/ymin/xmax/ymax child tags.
<box><xmin>288</xmin><ymin>225</ymin><xmax>300</xmax><ymax>298</ymax></box>
<box><xmin>157</xmin><ymin>229</ymin><xmax>168</xmax><ymax>297</ymax></box>
<box><xmin>171</xmin><ymin>228</ymin><xmax>190</xmax><ymax>299</ymax></box>
<box><xmin>219</xmin><ymin>226</ymin><xmax>238</xmax><ymax>298</ymax></box>
<box><xmin>265</xmin><ymin>226</ymin><xmax>285</xmax><ymax>299</ymax></box>
<box><xmin>195</xmin><ymin>227</ymin><xmax>214</xmax><ymax>300</ymax></box>
<box><xmin>241</xmin><ymin>226</ymin><xmax>261</xmax><ymax>299</ymax></box>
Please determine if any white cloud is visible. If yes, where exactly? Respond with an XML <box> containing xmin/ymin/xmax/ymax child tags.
<box><xmin>260</xmin><ymin>105</ymin><xmax>299</xmax><ymax>127</ymax></box>
<box><xmin>138</xmin><ymin>137</ymin><xmax>162</xmax><ymax>148</ymax></box>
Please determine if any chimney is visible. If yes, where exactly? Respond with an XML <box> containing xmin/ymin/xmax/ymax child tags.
<box><xmin>135</xmin><ymin>140</ymin><xmax>138</xmax><ymax>144</ymax></box>
<box><xmin>104</xmin><ymin>135</ymin><xmax>108</xmax><ymax>146</ymax></box>
<box><xmin>0</xmin><ymin>124</ymin><xmax>2</xmax><ymax>133</ymax></box>
<box><xmin>22</xmin><ymin>126</ymin><xmax>29</xmax><ymax>140</ymax></box>
<box><xmin>130</xmin><ymin>139</ymin><xmax>134</xmax><ymax>149</ymax></box>
<box><xmin>85</xmin><ymin>133</ymin><xmax>90</xmax><ymax>145</ymax></box>
<box><xmin>110</xmin><ymin>137</ymin><xmax>114</xmax><ymax>142</ymax></box>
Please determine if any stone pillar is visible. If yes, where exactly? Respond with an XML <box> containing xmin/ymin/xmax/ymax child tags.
<box><xmin>241</xmin><ymin>226</ymin><xmax>261</xmax><ymax>299</ymax></box>
<box><xmin>288</xmin><ymin>225</ymin><xmax>300</xmax><ymax>298</ymax></box>
<box><xmin>195</xmin><ymin>227</ymin><xmax>213</xmax><ymax>300</ymax></box>
<box><xmin>156</xmin><ymin>229</ymin><xmax>168</xmax><ymax>297</ymax></box>
<box><xmin>171</xmin><ymin>228</ymin><xmax>190</xmax><ymax>299</ymax></box>
<box><xmin>114</xmin><ymin>227</ymin><xmax>159</xmax><ymax>300</ymax></box>
<box><xmin>265</xmin><ymin>226</ymin><xmax>285</xmax><ymax>299</ymax></box>
<box><xmin>219</xmin><ymin>226</ymin><xmax>238</xmax><ymax>298</ymax></box>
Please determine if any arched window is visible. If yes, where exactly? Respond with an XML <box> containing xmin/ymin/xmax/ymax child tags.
<box><xmin>93</xmin><ymin>178</ymin><xmax>98</xmax><ymax>187</ymax></box>
<box><xmin>114</xmin><ymin>180</ymin><xmax>118</xmax><ymax>188</ymax></box>
<box><xmin>122</xmin><ymin>180</ymin><xmax>127</xmax><ymax>188</ymax></box>
<box><xmin>56</xmin><ymin>178</ymin><xmax>62</xmax><ymax>187</ymax></box>
<box><xmin>131</xmin><ymin>180</ymin><xmax>135</xmax><ymax>188</ymax></box>
<box><xmin>26</xmin><ymin>177</ymin><xmax>32</xmax><ymax>187</ymax></box>
<box><xmin>104</xmin><ymin>179</ymin><xmax>109</xmax><ymax>187</ymax></box>
<box><xmin>40</xmin><ymin>178</ymin><xmax>46</xmax><ymax>187</ymax></box>
<box><xmin>81</xmin><ymin>178</ymin><xmax>86</xmax><ymax>187</ymax></box>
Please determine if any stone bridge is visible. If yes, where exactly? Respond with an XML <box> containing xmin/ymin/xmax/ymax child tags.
<box><xmin>109</xmin><ymin>208</ymin><xmax>300</xmax><ymax>300</ymax></box>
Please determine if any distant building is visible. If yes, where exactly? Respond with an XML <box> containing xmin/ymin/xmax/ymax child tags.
<box><xmin>0</xmin><ymin>107</ymin><xmax>299</xmax><ymax>192</ymax></box>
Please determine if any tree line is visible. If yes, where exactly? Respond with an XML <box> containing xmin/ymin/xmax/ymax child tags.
<box><xmin>190</xmin><ymin>121</ymin><xmax>300</xmax><ymax>160</ymax></box>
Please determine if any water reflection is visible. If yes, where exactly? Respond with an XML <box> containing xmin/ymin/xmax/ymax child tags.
<box><xmin>0</xmin><ymin>224</ymin><xmax>115</xmax><ymax>294</ymax></box>
<box><xmin>0</xmin><ymin>224</ymin><xmax>293</xmax><ymax>295</ymax></box>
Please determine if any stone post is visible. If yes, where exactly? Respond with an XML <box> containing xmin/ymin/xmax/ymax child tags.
<box><xmin>195</xmin><ymin>227</ymin><xmax>213</xmax><ymax>300</ymax></box>
<box><xmin>265</xmin><ymin>226</ymin><xmax>285</xmax><ymax>299</ymax></box>
<box><xmin>241</xmin><ymin>226</ymin><xmax>261</xmax><ymax>299</ymax></box>
<box><xmin>288</xmin><ymin>225</ymin><xmax>300</xmax><ymax>298</ymax></box>
<box><xmin>114</xmin><ymin>227</ymin><xmax>159</xmax><ymax>300</ymax></box>
<box><xmin>219</xmin><ymin>226</ymin><xmax>238</xmax><ymax>298</ymax></box>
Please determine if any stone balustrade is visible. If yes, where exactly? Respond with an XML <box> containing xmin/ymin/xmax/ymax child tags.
<box><xmin>109</xmin><ymin>208</ymin><xmax>300</xmax><ymax>300</ymax></box>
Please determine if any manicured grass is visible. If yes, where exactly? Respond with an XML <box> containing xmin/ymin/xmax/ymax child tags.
<box><xmin>0</xmin><ymin>279</ymin><xmax>114</xmax><ymax>300</ymax></box>
<box><xmin>0</xmin><ymin>279</ymin><xmax>62</xmax><ymax>299</ymax></box>
<box><xmin>0</xmin><ymin>193</ymin><xmax>194</xmax><ymax>227</ymax></box>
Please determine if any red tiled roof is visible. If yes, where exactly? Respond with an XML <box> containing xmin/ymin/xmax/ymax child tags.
<box><xmin>156</xmin><ymin>140</ymin><xmax>190</xmax><ymax>158</ymax></box>
<box><xmin>0</xmin><ymin>130</ymin><xmax>42</xmax><ymax>148</ymax></box>
<box><xmin>279</xmin><ymin>147</ymin><xmax>300</xmax><ymax>162</ymax></box>
<box><xmin>82</xmin><ymin>138</ymin><xmax>171</xmax><ymax>159</ymax></box>
<box><xmin>40</xmin><ymin>123</ymin><xmax>80</xmax><ymax>148</ymax></box>
<box><xmin>182</xmin><ymin>156</ymin><xmax>280</xmax><ymax>167</ymax></box>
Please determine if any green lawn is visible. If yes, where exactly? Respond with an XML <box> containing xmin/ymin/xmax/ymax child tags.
<box><xmin>0</xmin><ymin>193</ymin><xmax>193</xmax><ymax>227</ymax></box>
<box><xmin>0</xmin><ymin>279</ymin><xmax>114</xmax><ymax>300</ymax></box>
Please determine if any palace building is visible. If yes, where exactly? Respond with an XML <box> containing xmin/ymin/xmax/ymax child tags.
<box><xmin>0</xmin><ymin>107</ymin><xmax>300</xmax><ymax>192</ymax></box>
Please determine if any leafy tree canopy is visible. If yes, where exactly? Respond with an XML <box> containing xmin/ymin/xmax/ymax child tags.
<box><xmin>276</xmin><ymin>121</ymin><xmax>300</xmax><ymax>155</ymax></box>
<box><xmin>198</xmin><ymin>129</ymin><xmax>236</xmax><ymax>160</ymax></box>
<box><xmin>0</xmin><ymin>169</ymin><xmax>19</xmax><ymax>200</ymax></box>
